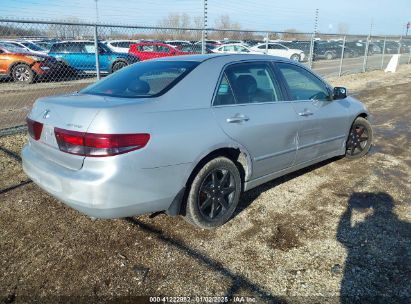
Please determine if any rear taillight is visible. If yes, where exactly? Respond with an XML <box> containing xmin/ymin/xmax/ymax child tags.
<box><xmin>54</xmin><ymin>128</ymin><xmax>150</xmax><ymax>157</ymax></box>
<box><xmin>26</xmin><ymin>117</ymin><xmax>43</xmax><ymax>140</ymax></box>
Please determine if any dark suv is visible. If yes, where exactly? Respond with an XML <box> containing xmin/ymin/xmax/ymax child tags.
<box><xmin>48</xmin><ymin>41</ymin><xmax>139</xmax><ymax>74</ymax></box>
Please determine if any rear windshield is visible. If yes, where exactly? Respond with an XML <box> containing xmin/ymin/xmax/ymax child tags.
<box><xmin>81</xmin><ymin>60</ymin><xmax>200</xmax><ymax>98</ymax></box>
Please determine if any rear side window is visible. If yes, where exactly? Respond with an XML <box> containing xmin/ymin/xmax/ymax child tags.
<box><xmin>81</xmin><ymin>61</ymin><xmax>199</xmax><ymax>98</ymax></box>
<box><xmin>51</xmin><ymin>43</ymin><xmax>83</xmax><ymax>53</ymax></box>
<box><xmin>118</xmin><ymin>42</ymin><xmax>132</xmax><ymax>48</ymax></box>
<box><xmin>214</xmin><ymin>62</ymin><xmax>282</xmax><ymax>105</ymax></box>
<box><xmin>277</xmin><ymin>63</ymin><xmax>330</xmax><ymax>101</ymax></box>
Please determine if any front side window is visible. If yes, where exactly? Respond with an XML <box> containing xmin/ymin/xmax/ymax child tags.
<box><xmin>235</xmin><ymin>46</ymin><xmax>249</xmax><ymax>52</ymax></box>
<box><xmin>64</xmin><ymin>43</ymin><xmax>84</xmax><ymax>53</ymax></box>
<box><xmin>277</xmin><ymin>63</ymin><xmax>330</xmax><ymax>101</ymax></box>
<box><xmin>269</xmin><ymin>44</ymin><xmax>285</xmax><ymax>50</ymax></box>
<box><xmin>139</xmin><ymin>45</ymin><xmax>154</xmax><ymax>52</ymax></box>
<box><xmin>213</xmin><ymin>62</ymin><xmax>282</xmax><ymax>105</ymax></box>
<box><xmin>21</xmin><ymin>42</ymin><xmax>45</xmax><ymax>51</ymax></box>
<box><xmin>81</xmin><ymin>61</ymin><xmax>199</xmax><ymax>98</ymax></box>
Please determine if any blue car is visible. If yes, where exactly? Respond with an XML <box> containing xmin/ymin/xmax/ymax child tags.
<box><xmin>48</xmin><ymin>41</ymin><xmax>139</xmax><ymax>74</ymax></box>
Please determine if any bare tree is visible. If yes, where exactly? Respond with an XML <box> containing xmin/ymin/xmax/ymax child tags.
<box><xmin>212</xmin><ymin>15</ymin><xmax>241</xmax><ymax>40</ymax></box>
<box><xmin>337</xmin><ymin>23</ymin><xmax>349</xmax><ymax>35</ymax></box>
<box><xmin>48</xmin><ymin>17</ymin><xmax>91</xmax><ymax>39</ymax></box>
<box><xmin>156</xmin><ymin>13</ymin><xmax>193</xmax><ymax>40</ymax></box>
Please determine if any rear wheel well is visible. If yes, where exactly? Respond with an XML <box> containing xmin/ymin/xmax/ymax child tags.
<box><xmin>177</xmin><ymin>148</ymin><xmax>249</xmax><ymax>216</ymax></box>
<box><xmin>8</xmin><ymin>61</ymin><xmax>33</xmax><ymax>76</ymax></box>
<box><xmin>110</xmin><ymin>59</ymin><xmax>128</xmax><ymax>72</ymax></box>
<box><xmin>357</xmin><ymin>113</ymin><xmax>368</xmax><ymax>119</ymax></box>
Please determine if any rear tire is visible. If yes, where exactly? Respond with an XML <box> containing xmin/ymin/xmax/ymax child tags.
<box><xmin>184</xmin><ymin>157</ymin><xmax>241</xmax><ymax>229</ymax></box>
<box><xmin>111</xmin><ymin>61</ymin><xmax>128</xmax><ymax>73</ymax></box>
<box><xmin>345</xmin><ymin>117</ymin><xmax>373</xmax><ymax>159</ymax></box>
<box><xmin>11</xmin><ymin>64</ymin><xmax>34</xmax><ymax>84</ymax></box>
<box><xmin>325</xmin><ymin>52</ymin><xmax>334</xmax><ymax>60</ymax></box>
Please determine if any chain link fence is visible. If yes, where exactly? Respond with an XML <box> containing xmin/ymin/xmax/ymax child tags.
<box><xmin>1</xmin><ymin>19</ymin><xmax>410</xmax><ymax>131</ymax></box>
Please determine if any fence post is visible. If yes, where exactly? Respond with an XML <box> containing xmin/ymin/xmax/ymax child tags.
<box><xmin>94</xmin><ymin>24</ymin><xmax>100</xmax><ymax>80</ymax></box>
<box><xmin>201</xmin><ymin>30</ymin><xmax>205</xmax><ymax>54</ymax></box>
<box><xmin>362</xmin><ymin>36</ymin><xmax>370</xmax><ymax>72</ymax></box>
<box><xmin>397</xmin><ymin>36</ymin><xmax>402</xmax><ymax>54</ymax></box>
<box><xmin>265</xmin><ymin>32</ymin><xmax>269</xmax><ymax>54</ymax></box>
<box><xmin>408</xmin><ymin>45</ymin><xmax>411</xmax><ymax>64</ymax></box>
<box><xmin>338</xmin><ymin>36</ymin><xmax>346</xmax><ymax>77</ymax></box>
<box><xmin>380</xmin><ymin>37</ymin><xmax>386</xmax><ymax>70</ymax></box>
<box><xmin>308</xmin><ymin>33</ymin><xmax>315</xmax><ymax>68</ymax></box>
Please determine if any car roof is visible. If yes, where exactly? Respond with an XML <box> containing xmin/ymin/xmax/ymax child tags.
<box><xmin>153</xmin><ymin>53</ymin><xmax>293</xmax><ymax>63</ymax></box>
<box><xmin>217</xmin><ymin>43</ymin><xmax>248</xmax><ymax>47</ymax></box>
<box><xmin>57</xmin><ymin>40</ymin><xmax>94</xmax><ymax>44</ymax></box>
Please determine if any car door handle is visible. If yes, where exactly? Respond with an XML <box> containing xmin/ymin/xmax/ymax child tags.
<box><xmin>226</xmin><ymin>115</ymin><xmax>250</xmax><ymax>123</ymax></box>
<box><xmin>298</xmin><ymin>111</ymin><xmax>314</xmax><ymax>117</ymax></box>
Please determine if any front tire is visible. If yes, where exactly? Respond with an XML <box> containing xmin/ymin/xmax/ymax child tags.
<box><xmin>11</xmin><ymin>64</ymin><xmax>34</xmax><ymax>83</ymax></box>
<box><xmin>290</xmin><ymin>54</ymin><xmax>301</xmax><ymax>62</ymax></box>
<box><xmin>345</xmin><ymin>117</ymin><xmax>373</xmax><ymax>159</ymax></box>
<box><xmin>184</xmin><ymin>157</ymin><xmax>242</xmax><ymax>229</ymax></box>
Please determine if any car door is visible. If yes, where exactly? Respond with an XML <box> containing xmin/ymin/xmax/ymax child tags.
<box><xmin>57</xmin><ymin>43</ymin><xmax>87</xmax><ymax>71</ymax></box>
<box><xmin>269</xmin><ymin>44</ymin><xmax>289</xmax><ymax>58</ymax></box>
<box><xmin>132</xmin><ymin>45</ymin><xmax>151</xmax><ymax>61</ymax></box>
<box><xmin>275</xmin><ymin>62</ymin><xmax>349</xmax><ymax>164</ymax></box>
<box><xmin>212</xmin><ymin>61</ymin><xmax>299</xmax><ymax>179</ymax></box>
<box><xmin>82</xmin><ymin>42</ymin><xmax>102</xmax><ymax>71</ymax></box>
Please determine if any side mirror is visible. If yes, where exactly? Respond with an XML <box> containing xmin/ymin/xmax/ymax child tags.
<box><xmin>333</xmin><ymin>86</ymin><xmax>347</xmax><ymax>100</ymax></box>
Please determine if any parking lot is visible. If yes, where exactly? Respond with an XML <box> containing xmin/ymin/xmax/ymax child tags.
<box><xmin>0</xmin><ymin>65</ymin><xmax>410</xmax><ymax>302</ymax></box>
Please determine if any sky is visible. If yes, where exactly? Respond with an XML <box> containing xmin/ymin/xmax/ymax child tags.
<box><xmin>1</xmin><ymin>0</ymin><xmax>410</xmax><ymax>36</ymax></box>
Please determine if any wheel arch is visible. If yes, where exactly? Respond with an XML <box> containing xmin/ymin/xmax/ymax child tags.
<box><xmin>7</xmin><ymin>61</ymin><xmax>34</xmax><ymax>76</ymax></box>
<box><xmin>166</xmin><ymin>145</ymin><xmax>252</xmax><ymax>216</ymax></box>
<box><xmin>109</xmin><ymin>58</ymin><xmax>129</xmax><ymax>73</ymax></box>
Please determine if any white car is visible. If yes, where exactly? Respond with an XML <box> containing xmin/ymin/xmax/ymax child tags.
<box><xmin>105</xmin><ymin>40</ymin><xmax>140</xmax><ymax>53</ymax></box>
<box><xmin>251</xmin><ymin>43</ymin><xmax>305</xmax><ymax>61</ymax></box>
<box><xmin>213</xmin><ymin>43</ymin><xmax>261</xmax><ymax>54</ymax></box>
<box><xmin>1</xmin><ymin>40</ymin><xmax>48</xmax><ymax>55</ymax></box>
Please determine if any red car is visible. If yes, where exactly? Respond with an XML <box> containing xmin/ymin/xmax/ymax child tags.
<box><xmin>129</xmin><ymin>42</ymin><xmax>191</xmax><ymax>61</ymax></box>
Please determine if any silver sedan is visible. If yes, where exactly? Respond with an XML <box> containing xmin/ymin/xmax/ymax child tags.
<box><xmin>22</xmin><ymin>54</ymin><xmax>373</xmax><ymax>229</ymax></box>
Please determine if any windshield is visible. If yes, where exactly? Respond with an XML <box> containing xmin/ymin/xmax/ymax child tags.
<box><xmin>21</xmin><ymin>42</ymin><xmax>46</xmax><ymax>51</ymax></box>
<box><xmin>0</xmin><ymin>42</ymin><xmax>27</xmax><ymax>53</ymax></box>
<box><xmin>81</xmin><ymin>60</ymin><xmax>200</xmax><ymax>98</ymax></box>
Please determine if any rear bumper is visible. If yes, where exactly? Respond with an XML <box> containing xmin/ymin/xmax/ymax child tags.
<box><xmin>22</xmin><ymin>144</ymin><xmax>190</xmax><ymax>218</ymax></box>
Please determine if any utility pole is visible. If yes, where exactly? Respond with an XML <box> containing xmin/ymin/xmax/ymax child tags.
<box><xmin>202</xmin><ymin>0</ymin><xmax>208</xmax><ymax>54</ymax></box>
<box><xmin>94</xmin><ymin>0</ymin><xmax>99</xmax><ymax>24</ymax></box>
<box><xmin>94</xmin><ymin>0</ymin><xmax>100</xmax><ymax>80</ymax></box>
<box><xmin>363</xmin><ymin>19</ymin><xmax>373</xmax><ymax>73</ymax></box>
<box><xmin>406</xmin><ymin>22</ymin><xmax>410</xmax><ymax>36</ymax></box>
<box><xmin>308</xmin><ymin>8</ymin><xmax>319</xmax><ymax>68</ymax></box>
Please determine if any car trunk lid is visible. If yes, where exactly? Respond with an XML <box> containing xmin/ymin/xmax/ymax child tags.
<box><xmin>27</xmin><ymin>93</ymin><xmax>135</xmax><ymax>170</ymax></box>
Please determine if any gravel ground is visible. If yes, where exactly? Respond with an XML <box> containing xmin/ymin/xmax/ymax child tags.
<box><xmin>0</xmin><ymin>66</ymin><xmax>410</xmax><ymax>303</ymax></box>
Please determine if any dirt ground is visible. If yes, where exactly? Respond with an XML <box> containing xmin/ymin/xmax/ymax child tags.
<box><xmin>0</xmin><ymin>66</ymin><xmax>410</xmax><ymax>303</ymax></box>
